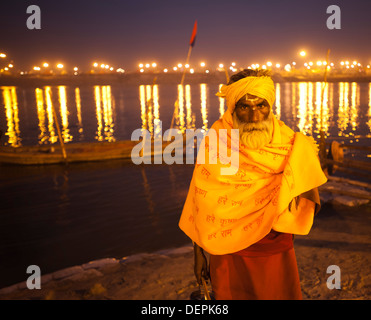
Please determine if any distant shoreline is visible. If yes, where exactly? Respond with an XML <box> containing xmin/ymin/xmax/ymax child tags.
<box><xmin>1</xmin><ymin>72</ymin><xmax>371</xmax><ymax>86</ymax></box>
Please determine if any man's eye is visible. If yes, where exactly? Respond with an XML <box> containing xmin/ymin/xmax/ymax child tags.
<box><xmin>237</xmin><ymin>103</ymin><xmax>267</xmax><ymax>110</ymax></box>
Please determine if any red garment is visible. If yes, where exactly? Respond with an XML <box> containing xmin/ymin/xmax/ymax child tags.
<box><xmin>209</xmin><ymin>231</ymin><xmax>302</xmax><ymax>300</ymax></box>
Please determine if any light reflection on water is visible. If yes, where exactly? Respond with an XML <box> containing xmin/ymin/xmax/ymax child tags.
<box><xmin>1</xmin><ymin>87</ymin><xmax>21</xmax><ymax>146</ymax></box>
<box><xmin>1</xmin><ymin>82</ymin><xmax>371</xmax><ymax>147</ymax></box>
<box><xmin>94</xmin><ymin>85</ymin><xmax>115</xmax><ymax>142</ymax></box>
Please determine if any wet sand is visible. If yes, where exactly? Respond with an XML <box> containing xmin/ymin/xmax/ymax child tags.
<box><xmin>0</xmin><ymin>201</ymin><xmax>370</xmax><ymax>300</ymax></box>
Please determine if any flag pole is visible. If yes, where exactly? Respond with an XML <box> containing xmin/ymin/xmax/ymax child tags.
<box><xmin>169</xmin><ymin>46</ymin><xmax>192</xmax><ymax>131</ymax></box>
<box><xmin>51</xmin><ymin>103</ymin><xmax>68</xmax><ymax>164</ymax></box>
<box><xmin>180</xmin><ymin>46</ymin><xmax>193</xmax><ymax>86</ymax></box>
<box><xmin>169</xmin><ymin>21</ymin><xmax>197</xmax><ymax>131</ymax></box>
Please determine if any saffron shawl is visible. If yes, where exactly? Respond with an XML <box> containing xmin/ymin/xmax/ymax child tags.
<box><xmin>179</xmin><ymin>110</ymin><xmax>327</xmax><ymax>255</ymax></box>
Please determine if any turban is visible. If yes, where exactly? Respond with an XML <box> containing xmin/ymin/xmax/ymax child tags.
<box><xmin>216</xmin><ymin>76</ymin><xmax>276</xmax><ymax>113</ymax></box>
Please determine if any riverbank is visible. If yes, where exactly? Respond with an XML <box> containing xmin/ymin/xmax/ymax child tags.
<box><xmin>1</xmin><ymin>72</ymin><xmax>371</xmax><ymax>87</ymax></box>
<box><xmin>0</xmin><ymin>198</ymin><xmax>370</xmax><ymax>300</ymax></box>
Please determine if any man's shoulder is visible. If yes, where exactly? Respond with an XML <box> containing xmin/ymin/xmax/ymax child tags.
<box><xmin>210</xmin><ymin>118</ymin><xmax>225</xmax><ymax>130</ymax></box>
<box><xmin>276</xmin><ymin>119</ymin><xmax>295</xmax><ymax>139</ymax></box>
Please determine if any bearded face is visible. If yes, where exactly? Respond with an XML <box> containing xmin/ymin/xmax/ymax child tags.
<box><xmin>233</xmin><ymin>94</ymin><xmax>273</xmax><ymax>150</ymax></box>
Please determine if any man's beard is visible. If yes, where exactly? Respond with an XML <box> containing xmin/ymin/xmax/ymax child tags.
<box><xmin>232</xmin><ymin>111</ymin><xmax>273</xmax><ymax>150</ymax></box>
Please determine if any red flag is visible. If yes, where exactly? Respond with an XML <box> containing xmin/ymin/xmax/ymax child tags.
<box><xmin>189</xmin><ymin>20</ymin><xmax>197</xmax><ymax>47</ymax></box>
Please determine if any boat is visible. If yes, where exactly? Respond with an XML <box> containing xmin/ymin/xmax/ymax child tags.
<box><xmin>0</xmin><ymin>136</ymin><xmax>192</xmax><ymax>166</ymax></box>
<box><xmin>0</xmin><ymin>141</ymin><xmax>141</xmax><ymax>165</ymax></box>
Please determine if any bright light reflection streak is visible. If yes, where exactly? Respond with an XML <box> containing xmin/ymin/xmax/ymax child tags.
<box><xmin>350</xmin><ymin>82</ymin><xmax>358</xmax><ymax>133</ymax></box>
<box><xmin>153</xmin><ymin>84</ymin><xmax>161</xmax><ymax>139</ymax></box>
<box><xmin>139</xmin><ymin>85</ymin><xmax>147</xmax><ymax>132</ymax></box>
<box><xmin>35</xmin><ymin>88</ymin><xmax>47</xmax><ymax>144</ymax></box>
<box><xmin>218</xmin><ymin>84</ymin><xmax>225</xmax><ymax>118</ymax></box>
<box><xmin>44</xmin><ymin>86</ymin><xmax>57</xmax><ymax>144</ymax></box>
<box><xmin>328</xmin><ymin>82</ymin><xmax>334</xmax><ymax>119</ymax></box>
<box><xmin>146</xmin><ymin>85</ymin><xmax>153</xmax><ymax>136</ymax></box>
<box><xmin>177</xmin><ymin>84</ymin><xmax>185</xmax><ymax>133</ymax></box>
<box><xmin>75</xmin><ymin>87</ymin><xmax>84</xmax><ymax>139</ymax></box>
<box><xmin>322</xmin><ymin>83</ymin><xmax>329</xmax><ymax>137</ymax></box>
<box><xmin>315</xmin><ymin>82</ymin><xmax>321</xmax><ymax>136</ymax></box>
<box><xmin>296</xmin><ymin>82</ymin><xmax>307</xmax><ymax>134</ymax></box>
<box><xmin>306</xmin><ymin>82</ymin><xmax>313</xmax><ymax>136</ymax></box>
<box><xmin>185</xmin><ymin>84</ymin><xmax>194</xmax><ymax>129</ymax></box>
<box><xmin>291</xmin><ymin>83</ymin><xmax>297</xmax><ymax>122</ymax></box>
<box><xmin>140</xmin><ymin>84</ymin><xmax>161</xmax><ymax>138</ymax></box>
<box><xmin>275</xmin><ymin>83</ymin><xmax>281</xmax><ymax>120</ymax></box>
<box><xmin>94</xmin><ymin>86</ymin><xmax>103</xmax><ymax>141</ymax></box>
<box><xmin>58</xmin><ymin>86</ymin><xmax>73</xmax><ymax>143</ymax></box>
<box><xmin>200</xmin><ymin>83</ymin><xmax>208</xmax><ymax>131</ymax></box>
<box><xmin>283</xmin><ymin>83</ymin><xmax>290</xmax><ymax>121</ymax></box>
<box><xmin>94</xmin><ymin>86</ymin><xmax>115</xmax><ymax>142</ymax></box>
<box><xmin>2</xmin><ymin>86</ymin><xmax>21</xmax><ymax>146</ymax></box>
<box><xmin>102</xmin><ymin>86</ymin><xmax>115</xmax><ymax>142</ymax></box>
<box><xmin>315</xmin><ymin>82</ymin><xmax>329</xmax><ymax>138</ymax></box>
<box><xmin>337</xmin><ymin>82</ymin><xmax>349</xmax><ymax>136</ymax></box>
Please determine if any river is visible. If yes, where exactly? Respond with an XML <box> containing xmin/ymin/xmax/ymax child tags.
<box><xmin>0</xmin><ymin>81</ymin><xmax>370</xmax><ymax>288</ymax></box>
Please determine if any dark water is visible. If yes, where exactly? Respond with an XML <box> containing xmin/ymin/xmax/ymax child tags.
<box><xmin>0</xmin><ymin>81</ymin><xmax>370</xmax><ymax>288</ymax></box>
<box><xmin>0</xmin><ymin>161</ymin><xmax>194</xmax><ymax>288</ymax></box>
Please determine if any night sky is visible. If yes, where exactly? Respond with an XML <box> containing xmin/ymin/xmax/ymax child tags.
<box><xmin>1</xmin><ymin>0</ymin><xmax>371</xmax><ymax>71</ymax></box>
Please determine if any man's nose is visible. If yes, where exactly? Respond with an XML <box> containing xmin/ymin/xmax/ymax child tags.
<box><xmin>250</xmin><ymin>109</ymin><xmax>261</xmax><ymax>122</ymax></box>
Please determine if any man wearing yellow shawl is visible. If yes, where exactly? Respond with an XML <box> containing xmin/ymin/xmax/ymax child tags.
<box><xmin>179</xmin><ymin>69</ymin><xmax>327</xmax><ymax>300</ymax></box>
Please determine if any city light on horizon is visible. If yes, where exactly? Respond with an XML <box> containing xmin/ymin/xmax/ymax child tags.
<box><xmin>1</xmin><ymin>36</ymin><xmax>370</xmax><ymax>75</ymax></box>
<box><xmin>1</xmin><ymin>49</ymin><xmax>371</xmax><ymax>75</ymax></box>
<box><xmin>5</xmin><ymin>42</ymin><xmax>365</xmax><ymax>72</ymax></box>
<box><xmin>3</xmin><ymin>50</ymin><xmax>370</xmax><ymax>74</ymax></box>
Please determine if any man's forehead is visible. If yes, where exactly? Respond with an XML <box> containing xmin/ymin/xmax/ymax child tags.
<box><xmin>237</xmin><ymin>94</ymin><xmax>265</xmax><ymax>104</ymax></box>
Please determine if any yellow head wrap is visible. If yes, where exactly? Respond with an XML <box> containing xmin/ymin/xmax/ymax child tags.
<box><xmin>216</xmin><ymin>76</ymin><xmax>276</xmax><ymax>113</ymax></box>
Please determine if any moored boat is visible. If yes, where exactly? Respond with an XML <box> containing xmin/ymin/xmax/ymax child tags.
<box><xmin>0</xmin><ymin>141</ymin><xmax>138</xmax><ymax>165</ymax></box>
<box><xmin>0</xmin><ymin>137</ymin><xmax>190</xmax><ymax>165</ymax></box>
